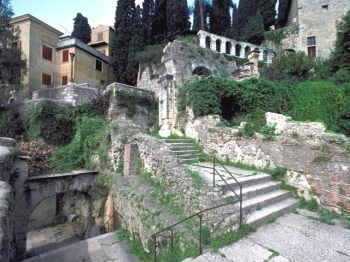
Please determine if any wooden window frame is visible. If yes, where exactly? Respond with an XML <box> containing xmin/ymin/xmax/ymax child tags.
<box><xmin>62</xmin><ymin>76</ymin><xmax>68</xmax><ymax>85</ymax></box>
<box><xmin>307</xmin><ymin>36</ymin><xmax>316</xmax><ymax>57</ymax></box>
<box><xmin>42</xmin><ymin>45</ymin><xmax>52</xmax><ymax>61</ymax></box>
<box><xmin>42</xmin><ymin>73</ymin><xmax>52</xmax><ymax>85</ymax></box>
<box><xmin>62</xmin><ymin>50</ymin><xmax>69</xmax><ymax>62</ymax></box>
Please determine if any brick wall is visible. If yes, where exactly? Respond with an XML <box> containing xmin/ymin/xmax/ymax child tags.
<box><xmin>123</xmin><ymin>143</ymin><xmax>139</xmax><ymax>176</ymax></box>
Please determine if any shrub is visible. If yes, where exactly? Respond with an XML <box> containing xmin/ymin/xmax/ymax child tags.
<box><xmin>0</xmin><ymin>109</ymin><xmax>23</xmax><ymax>138</ymax></box>
<box><xmin>18</xmin><ymin>138</ymin><xmax>54</xmax><ymax>174</ymax></box>
<box><xmin>292</xmin><ymin>81</ymin><xmax>344</xmax><ymax>129</ymax></box>
<box><xmin>50</xmin><ymin>116</ymin><xmax>106</xmax><ymax>171</ymax></box>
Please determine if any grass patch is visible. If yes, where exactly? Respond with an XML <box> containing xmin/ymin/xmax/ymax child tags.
<box><xmin>267</xmin><ymin>216</ymin><xmax>276</xmax><ymax>223</ymax></box>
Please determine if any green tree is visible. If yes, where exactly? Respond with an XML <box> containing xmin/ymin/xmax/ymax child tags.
<box><xmin>259</xmin><ymin>0</ymin><xmax>277</xmax><ymax>30</ymax></box>
<box><xmin>210</xmin><ymin>0</ymin><xmax>232</xmax><ymax>36</ymax></box>
<box><xmin>167</xmin><ymin>0</ymin><xmax>190</xmax><ymax>37</ymax></box>
<box><xmin>240</xmin><ymin>12</ymin><xmax>265</xmax><ymax>45</ymax></box>
<box><xmin>276</xmin><ymin>0</ymin><xmax>292</xmax><ymax>28</ymax></box>
<box><xmin>234</xmin><ymin>0</ymin><xmax>259</xmax><ymax>39</ymax></box>
<box><xmin>330</xmin><ymin>10</ymin><xmax>350</xmax><ymax>72</ymax></box>
<box><xmin>0</xmin><ymin>0</ymin><xmax>27</xmax><ymax>94</ymax></box>
<box><xmin>152</xmin><ymin>0</ymin><xmax>167</xmax><ymax>44</ymax></box>
<box><xmin>269</xmin><ymin>51</ymin><xmax>317</xmax><ymax>80</ymax></box>
<box><xmin>71</xmin><ymin>13</ymin><xmax>92</xmax><ymax>44</ymax></box>
<box><xmin>193</xmin><ymin>0</ymin><xmax>210</xmax><ymax>31</ymax></box>
<box><xmin>142</xmin><ymin>0</ymin><xmax>155</xmax><ymax>46</ymax></box>
<box><xmin>126</xmin><ymin>5</ymin><xmax>145</xmax><ymax>85</ymax></box>
<box><xmin>111</xmin><ymin>0</ymin><xmax>135</xmax><ymax>84</ymax></box>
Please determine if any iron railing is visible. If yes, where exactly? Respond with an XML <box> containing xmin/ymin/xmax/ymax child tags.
<box><xmin>152</xmin><ymin>156</ymin><xmax>242</xmax><ymax>262</ymax></box>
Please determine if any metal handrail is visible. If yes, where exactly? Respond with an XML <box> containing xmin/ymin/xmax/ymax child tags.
<box><xmin>152</xmin><ymin>156</ymin><xmax>242</xmax><ymax>262</ymax></box>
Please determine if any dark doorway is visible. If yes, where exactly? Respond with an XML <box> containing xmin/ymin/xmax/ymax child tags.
<box><xmin>220</xmin><ymin>96</ymin><xmax>239</xmax><ymax>120</ymax></box>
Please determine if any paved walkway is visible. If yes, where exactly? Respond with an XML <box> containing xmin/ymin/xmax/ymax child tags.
<box><xmin>193</xmin><ymin>210</ymin><xmax>350</xmax><ymax>262</ymax></box>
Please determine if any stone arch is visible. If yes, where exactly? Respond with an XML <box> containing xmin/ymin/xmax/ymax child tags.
<box><xmin>216</xmin><ymin>39</ymin><xmax>221</xmax><ymax>52</ymax></box>
<box><xmin>205</xmin><ymin>36</ymin><xmax>211</xmax><ymax>49</ymax></box>
<box><xmin>271</xmin><ymin>51</ymin><xmax>277</xmax><ymax>61</ymax></box>
<box><xmin>226</xmin><ymin>42</ymin><xmax>232</xmax><ymax>55</ymax></box>
<box><xmin>245</xmin><ymin>46</ymin><xmax>251</xmax><ymax>58</ymax></box>
<box><xmin>192</xmin><ymin>66</ymin><xmax>212</xmax><ymax>77</ymax></box>
<box><xmin>9</xmin><ymin>98</ymin><xmax>15</xmax><ymax>103</ymax></box>
<box><xmin>235</xmin><ymin>44</ymin><xmax>241</xmax><ymax>57</ymax></box>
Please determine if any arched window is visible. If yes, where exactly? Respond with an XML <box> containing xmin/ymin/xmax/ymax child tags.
<box><xmin>271</xmin><ymin>52</ymin><xmax>277</xmax><ymax>61</ymax></box>
<box><xmin>245</xmin><ymin>46</ymin><xmax>251</xmax><ymax>58</ymax></box>
<box><xmin>235</xmin><ymin>44</ymin><xmax>241</xmax><ymax>57</ymax></box>
<box><xmin>205</xmin><ymin>36</ymin><xmax>211</xmax><ymax>49</ymax></box>
<box><xmin>226</xmin><ymin>42</ymin><xmax>232</xmax><ymax>55</ymax></box>
<box><xmin>263</xmin><ymin>50</ymin><xmax>268</xmax><ymax>62</ymax></box>
<box><xmin>216</xmin><ymin>39</ymin><xmax>221</xmax><ymax>52</ymax></box>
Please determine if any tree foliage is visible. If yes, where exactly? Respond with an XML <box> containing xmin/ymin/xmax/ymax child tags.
<box><xmin>0</xmin><ymin>0</ymin><xmax>27</xmax><ymax>91</ymax></box>
<box><xmin>276</xmin><ymin>0</ymin><xmax>292</xmax><ymax>28</ymax></box>
<box><xmin>259</xmin><ymin>0</ymin><xmax>277</xmax><ymax>30</ymax></box>
<box><xmin>193</xmin><ymin>0</ymin><xmax>210</xmax><ymax>31</ymax></box>
<box><xmin>71</xmin><ymin>13</ymin><xmax>92</xmax><ymax>44</ymax></box>
<box><xmin>167</xmin><ymin>0</ymin><xmax>190</xmax><ymax>37</ymax></box>
<box><xmin>210</xmin><ymin>0</ymin><xmax>232</xmax><ymax>36</ymax></box>
<box><xmin>152</xmin><ymin>0</ymin><xmax>167</xmax><ymax>44</ymax></box>
<box><xmin>142</xmin><ymin>0</ymin><xmax>155</xmax><ymax>46</ymax></box>
<box><xmin>330</xmin><ymin>10</ymin><xmax>350</xmax><ymax>72</ymax></box>
<box><xmin>269</xmin><ymin>51</ymin><xmax>317</xmax><ymax>80</ymax></box>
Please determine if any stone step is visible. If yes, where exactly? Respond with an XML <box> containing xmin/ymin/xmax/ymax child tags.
<box><xmin>168</xmin><ymin>142</ymin><xmax>195</xmax><ymax>147</ymax></box>
<box><xmin>241</xmin><ymin>190</ymin><xmax>291</xmax><ymax>213</ymax></box>
<box><xmin>170</xmin><ymin>146</ymin><xmax>196</xmax><ymax>151</ymax></box>
<box><xmin>245</xmin><ymin>198</ymin><xmax>299</xmax><ymax>227</ymax></box>
<box><xmin>225</xmin><ymin>181</ymin><xmax>282</xmax><ymax>201</ymax></box>
<box><xmin>177</xmin><ymin>153</ymin><xmax>202</xmax><ymax>159</ymax></box>
<box><xmin>216</xmin><ymin>173</ymin><xmax>272</xmax><ymax>191</ymax></box>
<box><xmin>164</xmin><ymin>139</ymin><xmax>193</xmax><ymax>143</ymax></box>
<box><xmin>173</xmin><ymin>150</ymin><xmax>200</xmax><ymax>156</ymax></box>
<box><xmin>181</xmin><ymin>255</ymin><xmax>209</xmax><ymax>262</ymax></box>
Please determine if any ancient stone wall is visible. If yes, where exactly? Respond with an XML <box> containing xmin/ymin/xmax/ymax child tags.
<box><xmin>185</xmin><ymin>111</ymin><xmax>350</xmax><ymax>212</ymax></box>
<box><xmin>109</xmin><ymin>122</ymin><xmax>241</xmax><ymax>251</ymax></box>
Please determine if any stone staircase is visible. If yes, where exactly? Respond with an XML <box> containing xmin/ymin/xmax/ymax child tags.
<box><xmin>164</xmin><ymin>138</ymin><xmax>201</xmax><ymax>163</ymax></box>
<box><xmin>187</xmin><ymin>164</ymin><xmax>299</xmax><ymax>228</ymax></box>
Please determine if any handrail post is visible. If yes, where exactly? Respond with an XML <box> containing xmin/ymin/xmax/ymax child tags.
<box><xmin>213</xmin><ymin>156</ymin><xmax>215</xmax><ymax>187</ymax></box>
<box><xmin>240</xmin><ymin>185</ymin><xmax>242</xmax><ymax>228</ymax></box>
<box><xmin>170</xmin><ymin>229</ymin><xmax>174</xmax><ymax>253</ymax></box>
<box><xmin>198</xmin><ymin>214</ymin><xmax>203</xmax><ymax>255</ymax></box>
<box><xmin>153</xmin><ymin>235</ymin><xmax>157</xmax><ymax>262</ymax></box>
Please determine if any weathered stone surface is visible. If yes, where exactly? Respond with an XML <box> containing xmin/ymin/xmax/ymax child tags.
<box><xmin>185</xmin><ymin>112</ymin><xmax>350</xmax><ymax>212</ymax></box>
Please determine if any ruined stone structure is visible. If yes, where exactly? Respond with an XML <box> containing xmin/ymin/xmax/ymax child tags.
<box><xmin>282</xmin><ymin>0</ymin><xmax>350</xmax><ymax>58</ymax></box>
<box><xmin>184</xmin><ymin>111</ymin><xmax>350</xmax><ymax>213</ymax></box>
<box><xmin>0</xmin><ymin>139</ymin><xmax>110</xmax><ymax>261</ymax></box>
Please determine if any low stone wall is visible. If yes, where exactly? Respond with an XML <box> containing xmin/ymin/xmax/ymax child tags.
<box><xmin>32</xmin><ymin>83</ymin><xmax>103</xmax><ymax>106</ymax></box>
<box><xmin>185</xmin><ymin>111</ymin><xmax>350</xmax><ymax>212</ymax></box>
<box><xmin>0</xmin><ymin>138</ymin><xmax>16</xmax><ymax>262</ymax></box>
<box><xmin>109</xmin><ymin>122</ymin><xmax>240</xmax><ymax>251</ymax></box>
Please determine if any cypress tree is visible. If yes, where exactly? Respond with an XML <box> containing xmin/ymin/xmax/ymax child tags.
<box><xmin>228</xmin><ymin>3</ymin><xmax>238</xmax><ymax>39</ymax></box>
<box><xmin>0</xmin><ymin>0</ymin><xmax>27</xmax><ymax>91</ymax></box>
<box><xmin>276</xmin><ymin>0</ymin><xmax>292</xmax><ymax>29</ymax></box>
<box><xmin>235</xmin><ymin>0</ymin><xmax>259</xmax><ymax>39</ymax></box>
<box><xmin>152</xmin><ymin>0</ymin><xmax>167</xmax><ymax>44</ymax></box>
<box><xmin>142</xmin><ymin>0</ymin><xmax>155</xmax><ymax>46</ymax></box>
<box><xmin>110</xmin><ymin>0</ymin><xmax>135</xmax><ymax>85</ymax></box>
<box><xmin>193</xmin><ymin>0</ymin><xmax>210</xmax><ymax>31</ymax></box>
<box><xmin>126</xmin><ymin>5</ymin><xmax>145</xmax><ymax>85</ymax></box>
<box><xmin>167</xmin><ymin>0</ymin><xmax>190</xmax><ymax>37</ymax></box>
<box><xmin>330</xmin><ymin>10</ymin><xmax>350</xmax><ymax>71</ymax></box>
<box><xmin>241</xmin><ymin>12</ymin><xmax>265</xmax><ymax>45</ymax></box>
<box><xmin>71</xmin><ymin>13</ymin><xmax>92</xmax><ymax>44</ymax></box>
<box><xmin>210</xmin><ymin>0</ymin><xmax>232</xmax><ymax>36</ymax></box>
<box><xmin>259</xmin><ymin>0</ymin><xmax>277</xmax><ymax>30</ymax></box>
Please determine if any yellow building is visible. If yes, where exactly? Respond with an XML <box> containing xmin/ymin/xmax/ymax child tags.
<box><xmin>88</xmin><ymin>25</ymin><xmax>115</xmax><ymax>56</ymax></box>
<box><xmin>10</xmin><ymin>14</ymin><xmax>63</xmax><ymax>95</ymax></box>
<box><xmin>57</xmin><ymin>37</ymin><xmax>110</xmax><ymax>87</ymax></box>
<box><xmin>9</xmin><ymin>14</ymin><xmax>113</xmax><ymax>101</ymax></box>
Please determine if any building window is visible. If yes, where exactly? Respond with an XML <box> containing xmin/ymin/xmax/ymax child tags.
<box><xmin>62</xmin><ymin>76</ymin><xmax>68</xmax><ymax>85</ymax></box>
<box><xmin>97</xmin><ymin>33</ymin><xmax>103</xmax><ymax>42</ymax></box>
<box><xmin>62</xmin><ymin>50</ymin><xmax>69</xmax><ymax>62</ymax></box>
<box><xmin>216</xmin><ymin>39</ymin><xmax>221</xmax><ymax>52</ymax></box>
<box><xmin>307</xmin><ymin>36</ymin><xmax>316</xmax><ymax>57</ymax></box>
<box><xmin>42</xmin><ymin>73</ymin><xmax>52</xmax><ymax>85</ymax></box>
<box><xmin>205</xmin><ymin>36</ymin><xmax>211</xmax><ymax>49</ymax></box>
<box><xmin>226</xmin><ymin>42</ymin><xmax>231</xmax><ymax>55</ymax></box>
<box><xmin>322</xmin><ymin>5</ymin><xmax>328</xmax><ymax>11</ymax></box>
<box><xmin>42</xmin><ymin>45</ymin><xmax>52</xmax><ymax>61</ymax></box>
<box><xmin>96</xmin><ymin>60</ymin><xmax>102</xmax><ymax>71</ymax></box>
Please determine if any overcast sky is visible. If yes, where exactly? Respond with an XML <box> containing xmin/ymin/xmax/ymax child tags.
<box><xmin>11</xmin><ymin>0</ymin><xmax>239</xmax><ymax>36</ymax></box>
